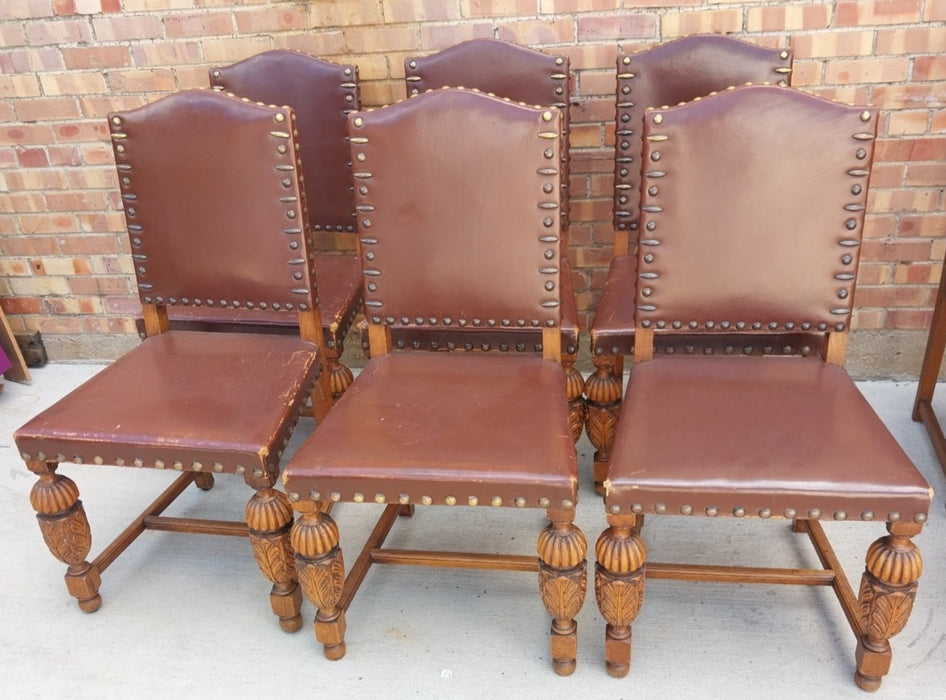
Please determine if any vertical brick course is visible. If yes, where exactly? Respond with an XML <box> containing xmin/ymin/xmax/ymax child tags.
<box><xmin>0</xmin><ymin>1</ymin><xmax>944</xmax><ymax>355</ymax></box>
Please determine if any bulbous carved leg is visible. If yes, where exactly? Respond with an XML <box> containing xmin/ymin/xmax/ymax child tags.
<box><xmin>854</xmin><ymin>523</ymin><xmax>924</xmax><ymax>692</ymax></box>
<box><xmin>27</xmin><ymin>460</ymin><xmax>101</xmax><ymax>612</ymax></box>
<box><xmin>595</xmin><ymin>512</ymin><xmax>646</xmax><ymax>678</ymax></box>
<box><xmin>246</xmin><ymin>487</ymin><xmax>302</xmax><ymax>632</ymax></box>
<box><xmin>292</xmin><ymin>505</ymin><xmax>347</xmax><ymax>660</ymax></box>
<box><xmin>562</xmin><ymin>353</ymin><xmax>586</xmax><ymax>443</ymax></box>
<box><xmin>584</xmin><ymin>354</ymin><xmax>623</xmax><ymax>495</ymax></box>
<box><xmin>325</xmin><ymin>342</ymin><xmax>354</xmax><ymax>399</ymax></box>
<box><xmin>537</xmin><ymin>508</ymin><xmax>588</xmax><ymax>676</ymax></box>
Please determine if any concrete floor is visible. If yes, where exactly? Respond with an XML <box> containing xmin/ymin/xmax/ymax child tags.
<box><xmin>1</xmin><ymin>363</ymin><xmax>944</xmax><ymax>699</ymax></box>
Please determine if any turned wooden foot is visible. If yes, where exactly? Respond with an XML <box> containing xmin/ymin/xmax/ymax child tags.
<box><xmin>193</xmin><ymin>472</ymin><xmax>215</xmax><ymax>491</ymax></box>
<box><xmin>854</xmin><ymin>523</ymin><xmax>924</xmax><ymax>692</ymax></box>
<box><xmin>594</xmin><ymin>512</ymin><xmax>646</xmax><ymax>678</ymax></box>
<box><xmin>325</xmin><ymin>344</ymin><xmax>354</xmax><ymax>399</ymax></box>
<box><xmin>246</xmin><ymin>487</ymin><xmax>303</xmax><ymax>632</ymax></box>
<box><xmin>562</xmin><ymin>353</ymin><xmax>586</xmax><ymax>443</ymax></box>
<box><xmin>28</xmin><ymin>460</ymin><xmax>102</xmax><ymax>612</ymax></box>
<box><xmin>537</xmin><ymin>508</ymin><xmax>587</xmax><ymax>676</ymax></box>
<box><xmin>584</xmin><ymin>354</ymin><xmax>623</xmax><ymax>495</ymax></box>
<box><xmin>292</xmin><ymin>505</ymin><xmax>347</xmax><ymax>660</ymax></box>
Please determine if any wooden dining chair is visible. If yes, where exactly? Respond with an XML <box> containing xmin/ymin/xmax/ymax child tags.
<box><xmin>592</xmin><ymin>84</ymin><xmax>932</xmax><ymax>691</ymax></box>
<box><xmin>282</xmin><ymin>88</ymin><xmax>587</xmax><ymax>675</ymax></box>
<box><xmin>14</xmin><ymin>89</ymin><xmax>333</xmax><ymax>631</ymax></box>
<box><xmin>144</xmin><ymin>50</ymin><xmax>362</xmax><ymax>399</ymax></box>
<box><xmin>402</xmin><ymin>38</ymin><xmax>584</xmax><ymax>441</ymax></box>
<box><xmin>586</xmin><ymin>34</ymin><xmax>794</xmax><ymax>492</ymax></box>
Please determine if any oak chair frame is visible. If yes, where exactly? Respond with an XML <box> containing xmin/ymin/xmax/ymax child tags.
<box><xmin>15</xmin><ymin>90</ymin><xmax>334</xmax><ymax>630</ymax></box>
<box><xmin>283</xmin><ymin>88</ymin><xmax>587</xmax><ymax>675</ymax></box>
<box><xmin>592</xmin><ymin>85</ymin><xmax>930</xmax><ymax>691</ymax></box>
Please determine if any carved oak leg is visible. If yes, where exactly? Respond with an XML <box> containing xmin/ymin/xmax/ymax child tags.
<box><xmin>537</xmin><ymin>507</ymin><xmax>588</xmax><ymax>676</ymax></box>
<box><xmin>245</xmin><ymin>486</ymin><xmax>303</xmax><ymax>632</ymax></box>
<box><xmin>595</xmin><ymin>512</ymin><xmax>646</xmax><ymax>678</ymax></box>
<box><xmin>854</xmin><ymin>522</ymin><xmax>924</xmax><ymax>692</ymax></box>
<box><xmin>324</xmin><ymin>341</ymin><xmax>354</xmax><ymax>400</ymax></box>
<box><xmin>27</xmin><ymin>460</ymin><xmax>102</xmax><ymax>612</ymax></box>
<box><xmin>584</xmin><ymin>353</ymin><xmax>623</xmax><ymax>495</ymax></box>
<box><xmin>563</xmin><ymin>353</ymin><xmax>586</xmax><ymax>443</ymax></box>
<box><xmin>292</xmin><ymin>504</ymin><xmax>347</xmax><ymax>660</ymax></box>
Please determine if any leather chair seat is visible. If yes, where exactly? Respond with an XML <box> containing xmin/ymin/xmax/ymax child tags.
<box><xmin>607</xmin><ymin>356</ymin><xmax>931</xmax><ymax>521</ymax></box>
<box><xmin>285</xmin><ymin>352</ymin><xmax>578</xmax><ymax>506</ymax></box>
<box><xmin>158</xmin><ymin>254</ymin><xmax>362</xmax><ymax>346</ymax></box>
<box><xmin>16</xmin><ymin>331</ymin><xmax>320</xmax><ymax>480</ymax></box>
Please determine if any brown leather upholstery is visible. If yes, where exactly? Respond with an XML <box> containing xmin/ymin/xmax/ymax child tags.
<box><xmin>403</xmin><ymin>38</ymin><xmax>575</xmax><ymax>326</ymax></box>
<box><xmin>210</xmin><ymin>50</ymin><xmax>359</xmax><ymax>236</ymax></box>
<box><xmin>353</xmin><ymin>89</ymin><xmax>561</xmax><ymax>331</ymax></box>
<box><xmin>199</xmin><ymin>51</ymin><xmax>363</xmax><ymax>358</ymax></box>
<box><xmin>283</xmin><ymin>89</ymin><xmax>586</xmax><ymax>674</ymax></box>
<box><xmin>593</xmin><ymin>35</ymin><xmax>793</xmax><ymax>355</ymax></box>
<box><xmin>16</xmin><ymin>331</ymin><xmax>319</xmax><ymax>484</ymax></box>
<box><xmin>613</xmin><ymin>34</ymin><xmax>792</xmax><ymax>236</ymax></box>
<box><xmin>594</xmin><ymin>84</ymin><xmax>931</xmax><ymax>690</ymax></box>
<box><xmin>13</xmin><ymin>90</ymin><xmax>328</xmax><ymax>628</ymax></box>
<box><xmin>609</xmin><ymin>356</ymin><xmax>930</xmax><ymax>519</ymax></box>
<box><xmin>286</xmin><ymin>352</ymin><xmax>576</xmax><ymax>505</ymax></box>
<box><xmin>115</xmin><ymin>90</ymin><xmax>319</xmax><ymax>313</ymax></box>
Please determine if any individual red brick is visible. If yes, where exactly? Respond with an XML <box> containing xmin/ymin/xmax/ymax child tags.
<box><xmin>420</xmin><ymin>22</ymin><xmax>493</xmax><ymax>50</ymax></box>
<box><xmin>108</xmin><ymin>68</ymin><xmax>176</xmax><ymax>93</ymax></box>
<box><xmin>62</xmin><ymin>45</ymin><xmax>131</xmax><ymax>69</ymax></box>
<box><xmin>577</xmin><ymin>14</ymin><xmax>656</xmax><ymax>41</ymax></box>
<box><xmin>894</xmin><ymin>261</ymin><xmax>942</xmax><ymax>284</ymax></box>
<box><xmin>0</xmin><ymin>74</ymin><xmax>42</xmax><ymax>99</ymax></box>
<box><xmin>0</xmin><ymin>296</ymin><xmax>44</xmax><ymax>315</ymax></box>
<box><xmin>384</xmin><ymin>0</ymin><xmax>461</xmax><ymax>22</ymax></box>
<box><xmin>165</xmin><ymin>12</ymin><xmax>234</xmax><ymax>38</ymax></box>
<box><xmin>541</xmin><ymin>0</ymin><xmax>621</xmax><ymax>13</ymax></box>
<box><xmin>747</xmin><ymin>4</ymin><xmax>831</xmax><ymax>32</ymax></box>
<box><xmin>914</xmin><ymin>55</ymin><xmax>946</xmax><ymax>81</ymax></box>
<box><xmin>310</xmin><ymin>0</ymin><xmax>382</xmax><ymax>26</ymax></box>
<box><xmin>837</xmin><ymin>0</ymin><xmax>922</xmax><ymax>26</ymax></box>
<box><xmin>876</xmin><ymin>26</ymin><xmax>946</xmax><ymax>54</ymax></box>
<box><xmin>825</xmin><ymin>57</ymin><xmax>911</xmax><ymax>85</ymax></box>
<box><xmin>498</xmin><ymin>17</ymin><xmax>574</xmax><ymax>45</ymax></box>
<box><xmin>15</xmin><ymin>97</ymin><xmax>82</xmax><ymax>122</ymax></box>
<box><xmin>791</xmin><ymin>31</ymin><xmax>875</xmax><ymax>58</ymax></box>
<box><xmin>886</xmin><ymin>308</ymin><xmax>934</xmax><ymax>329</ymax></box>
<box><xmin>661</xmin><ymin>9</ymin><xmax>741</xmax><ymax>37</ymax></box>
<box><xmin>860</xmin><ymin>238</ymin><xmax>933</xmax><ymax>263</ymax></box>
<box><xmin>234</xmin><ymin>6</ymin><xmax>307</xmax><ymax>33</ymax></box>
<box><xmin>53</xmin><ymin>0</ymin><xmax>77</xmax><ymax>16</ymax></box>
<box><xmin>850</xmin><ymin>308</ymin><xmax>887</xmax><ymax>330</ymax></box>
<box><xmin>90</xmin><ymin>14</ymin><xmax>163</xmax><ymax>41</ymax></box>
<box><xmin>26</xmin><ymin>18</ymin><xmax>92</xmax><ymax>45</ymax></box>
<box><xmin>461</xmin><ymin>0</ymin><xmax>537</xmax><ymax>18</ymax></box>
<box><xmin>854</xmin><ymin>284</ymin><xmax>933</xmax><ymax>308</ymax></box>
<box><xmin>926</xmin><ymin>0</ymin><xmax>946</xmax><ymax>20</ymax></box>
<box><xmin>344</xmin><ymin>25</ymin><xmax>418</xmax><ymax>54</ymax></box>
<box><xmin>15</xmin><ymin>147</ymin><xmax>49</xmax><ymax>168</ymax></box>
<box><xmin>900</xmin><ymin>215</ymin><xmax>946</xmax><ymax>238</ymax></box>
<box><xmin>131</xmin><ymin>41</ymin><xmax>202</xmax><ymax>67</ymax></box>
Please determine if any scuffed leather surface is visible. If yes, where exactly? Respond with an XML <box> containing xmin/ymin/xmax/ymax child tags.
<box><xmin>284</xmin><ymin>352</ymin><xmax>577</xmax><ymax>505</ymax></box>
<box><xmin>15</xmin><ymin>331</ymin><xmax>320</xmax><ymax>475</ymax></box>
<box><xmin>607</xmin><ymin>356</ymin><xmax>931</xmax><ymax>519</ymax></box>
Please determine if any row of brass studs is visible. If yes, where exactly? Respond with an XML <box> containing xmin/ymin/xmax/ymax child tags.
<box><xmin>608</xmin><ymin>501</ymin><xmax>927</xmax><ymax>524</ymax></box>
<box><xmin>288</xmin><ymin>489</ymin><xmax>574</xmax><ymax>510</ymax></box>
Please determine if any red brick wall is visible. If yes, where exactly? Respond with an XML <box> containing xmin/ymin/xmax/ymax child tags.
<box><xmin>1</xmin><ymin>1</ymin><xmax>944</xmax><ymax>359</ymax></box>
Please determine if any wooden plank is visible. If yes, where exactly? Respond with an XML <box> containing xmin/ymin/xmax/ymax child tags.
<box><xmin>0</xmin><ymin>306</ymin><xmax>31</xmax><ymax>383</ymax></box>
<box><xmin>370</xmin><ymin>549</ymin><xmax>538</xmax><ymax>572</ymax></box>
<box><xmin>645</xmin><ymin>561</ymin><xmax>835</xmax><ymax>586</ymax></box>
